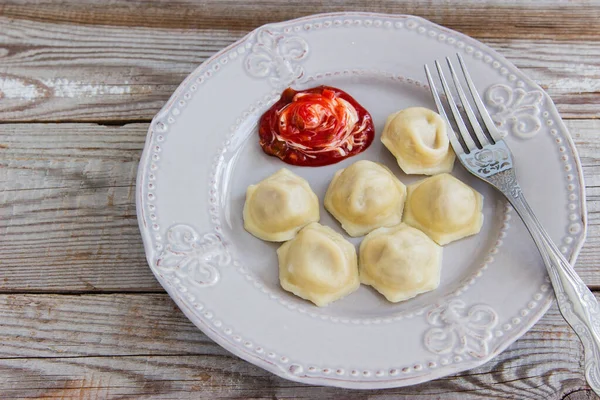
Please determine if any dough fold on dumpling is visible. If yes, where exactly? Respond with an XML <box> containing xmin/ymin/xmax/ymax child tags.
<box><xmin>244</xmin><ymin>168</ymin><xmax>319</xmax><ymax>242</ymax></box>
<box><xmin>403</xmin><ymin>173</ymin><xmax>483</xmax><ymax>245</ymax></box>
<box><xmin>278</xmin><ymin>222</ymin><xmax>359</xmax><ymax>307</ymax></box>
<box><xmin>324</xmin><ymin>160</ymin><xmax>407</xmax><ymax>237</ymax></box>
<box><xmin>381</xmin><ymin>107</ymin><xmax>455</xmax><ymax>175</ymax></box>
<box><xmin>359</xmin><ymin>223</ymin><xmax>442</xmax><ymax>303</ymax></box>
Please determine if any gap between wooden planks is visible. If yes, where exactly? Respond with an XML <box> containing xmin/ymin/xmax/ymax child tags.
<box><xmin>1</xmin><ymin>120</ymin><xmax>599</xmax><ymax>292</ymax></box>
<box><xmin>0</xmin><ymin>292</ymin><xmax>593</xmax><ymax>399</ymax></box>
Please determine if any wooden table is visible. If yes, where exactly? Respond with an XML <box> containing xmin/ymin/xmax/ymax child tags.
<box><xmin>1</xmin><ymin>1</ymin><xmax>599</xmax><ymax>398</ymax></box>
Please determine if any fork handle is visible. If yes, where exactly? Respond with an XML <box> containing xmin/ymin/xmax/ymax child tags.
<box><xmin>507</xmin><ymin>186</ymin><xmax>600</xmax><ymax>394</ymax></box>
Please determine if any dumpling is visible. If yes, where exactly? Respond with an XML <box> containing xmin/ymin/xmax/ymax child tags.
<box><xmin>381</xmin><ymin>107</ymin><xmax>455</xmax><ymax>175</ymax></box>
<box><xmin>324</xmin><ymin>160</ymin><xmax>407</xmax><ymax>237</ymax></box>
<box><xmin>403</xmin><ymin>173</ymin><xmax>483</xmax><ymax>245</ymax></box>
<box><xmin>359</xmin><ymin>223</ymin><xmax>442</xmax><ymax>303</ymax></box>
<box><xmin>278</xmin><ymin>222</ymin><xmax>359</xmax><ymax>307</ymax></box>
<box><xmin>243</xmin><ymin>168</ymin><xmax>319</xmax><ymax>242</ymax></box>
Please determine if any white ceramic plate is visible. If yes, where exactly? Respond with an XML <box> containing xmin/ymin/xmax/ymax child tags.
<box><xmin>136</xmin><ymin>13</ymin><xmax>587</xmax><ymax>389</ymax></box>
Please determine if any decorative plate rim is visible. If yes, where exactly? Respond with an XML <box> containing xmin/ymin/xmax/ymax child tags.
<box><xmin>136</xmin><ymin>12</ymin><xmax>588</xmax><ymax>389</ymax></box>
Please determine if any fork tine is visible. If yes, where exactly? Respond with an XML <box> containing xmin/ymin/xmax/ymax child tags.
<box><xmin>434</xmin><ymin>60</ymin><xmax>478</xmax><ymax>152</ymax></box>
<box><xmin>446</xmin><ymin>57</ymin><xmax>489</xmax><ymax>147</ymax></box>
<box><xmin>424</xmin><ymin>64</ymin><xmax>465</xmax><ymax>155</ymax></box>
<box><xmin>456</xmin><ymin>53</ymin><xmax>502</xmax><ymax>143</ymax></box>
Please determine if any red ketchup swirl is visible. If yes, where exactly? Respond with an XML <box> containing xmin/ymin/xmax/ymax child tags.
<box><xmin>258</xmin><ymin>86</ymin><xmax>375</xmax><ymax>166</ymax></box>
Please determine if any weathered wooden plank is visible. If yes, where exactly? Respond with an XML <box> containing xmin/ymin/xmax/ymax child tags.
<box><xmin>0</xmin><ymin>18</ymin><xmax>230</xmax><ymax>122</ymax></box>
<box><xmin>0</xmin><ymin>292</ymin><xmax>594</xmax><ymax>399</ymax></box>
<box><xmin>0</xmin><ymin>294</ymin><xmax>217</xmax><ymax>358</ymax></box>
<box><xmin>567</xmin><ymin>119</ymin><xmax>600</xmax><ymax>288</ymax></box>
<box><xmin>1</xmin><ymin>120</ymin><xmax>599</xmax><ymax>292</ymax></box>
<box><xmin>0</xmin><ymin>19</ymin><xmax>598</xmax><ymax>121</ymax></box>
<box><xmin>0</xmin><ymin>123</ymin><xmax>159</xmax><ymax>291</ymax></box>
<box><xmin>2</xmin><ymin>0</ymin><xmax>599</xmax><ymax>40</ymax></box>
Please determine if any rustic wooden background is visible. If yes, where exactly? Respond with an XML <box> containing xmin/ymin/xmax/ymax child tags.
<box><xmin>1</xmin><ymin>1</ymin><xmax>599</xmax><ymax>398</ymax></box>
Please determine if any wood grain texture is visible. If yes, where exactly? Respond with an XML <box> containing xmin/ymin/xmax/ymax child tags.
<box><xmin>0</xmin><ymin>19</ymin><xmax>598</xmax><ymax>121</ymax></box>
<box><xmin>568</xmin><ymin>119</ymin><xmax>600</xmax><ymax>287</ymax></box>
<box><xmin>2</xmin><ymin>0</ymin><xmax>599</xmax><ymax>40</ymax></box>
<box><xmin>0</xmin><ymin>1</ymin><xmax>599</xmax><ymax>397</ymax></box>
<box><xmin>0</xmin><ymin>292</ymin><xmax>593</xmax><ymax>399</ymax></box>
<box><xmin>0</xmin><ymin>123</ymin><xmax>159</xmax><ymax>292</ymax></box>
<box><xmin>2</xmin><ymin>120</ymin><xmax>599</xmax><ymax>292</ymax></box>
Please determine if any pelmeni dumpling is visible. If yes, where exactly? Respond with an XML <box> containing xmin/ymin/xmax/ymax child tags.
<box><xmin>359</xmin><ymin>223</ymin><xmax>442</xmax><ymax>303</ymax></box>
<box><xmin>324</xmin><ymin>160</ymin><xmax>407</xmax><ymax>237</ymax></box>
<box><xmin>278</xmin><ymin>222</ymin><xmax>359</xmax><ymax>307</ymax></box>
<box><xmin>243</xmin><ymin>169</ymin><xmax>319</xmax><ymax>242</ymax></box>
<box><xmin>381</xmin><ymin>107</ymin><xmax>455</xmax><ymax>175</ymax></box>
<box><xmin>403</xmin><ymin>173</ymin><xmax>483</xmax><ymax>245</ymax></box>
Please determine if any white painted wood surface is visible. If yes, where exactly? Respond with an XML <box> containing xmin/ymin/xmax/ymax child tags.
<box><xmin>0</xmin><ymin>1</ymin><xmax>598</xmax><ymax>398</ymax></box>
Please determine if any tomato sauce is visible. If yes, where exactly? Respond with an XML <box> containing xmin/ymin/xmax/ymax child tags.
<box><xmin>258</xmin><ymin>86</ymin><xmax>375</xmax><ymax>166</ymax></box>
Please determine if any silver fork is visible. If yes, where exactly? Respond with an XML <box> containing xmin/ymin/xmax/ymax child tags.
<box><xmin>425</xmin><ymin>54</ymin><xmax>600</xmax><ymax>395</ymax></box>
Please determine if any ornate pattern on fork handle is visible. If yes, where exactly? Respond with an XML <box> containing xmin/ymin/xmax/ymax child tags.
<box><xmin>487</xmin><ymin>169</ymin><xmax>600</xmax><ymax>393</ymax></box>
<box><xmin>460</xmin><ymin>141</ymin><xmax>512</xmax><ymax>178</ymax></box>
